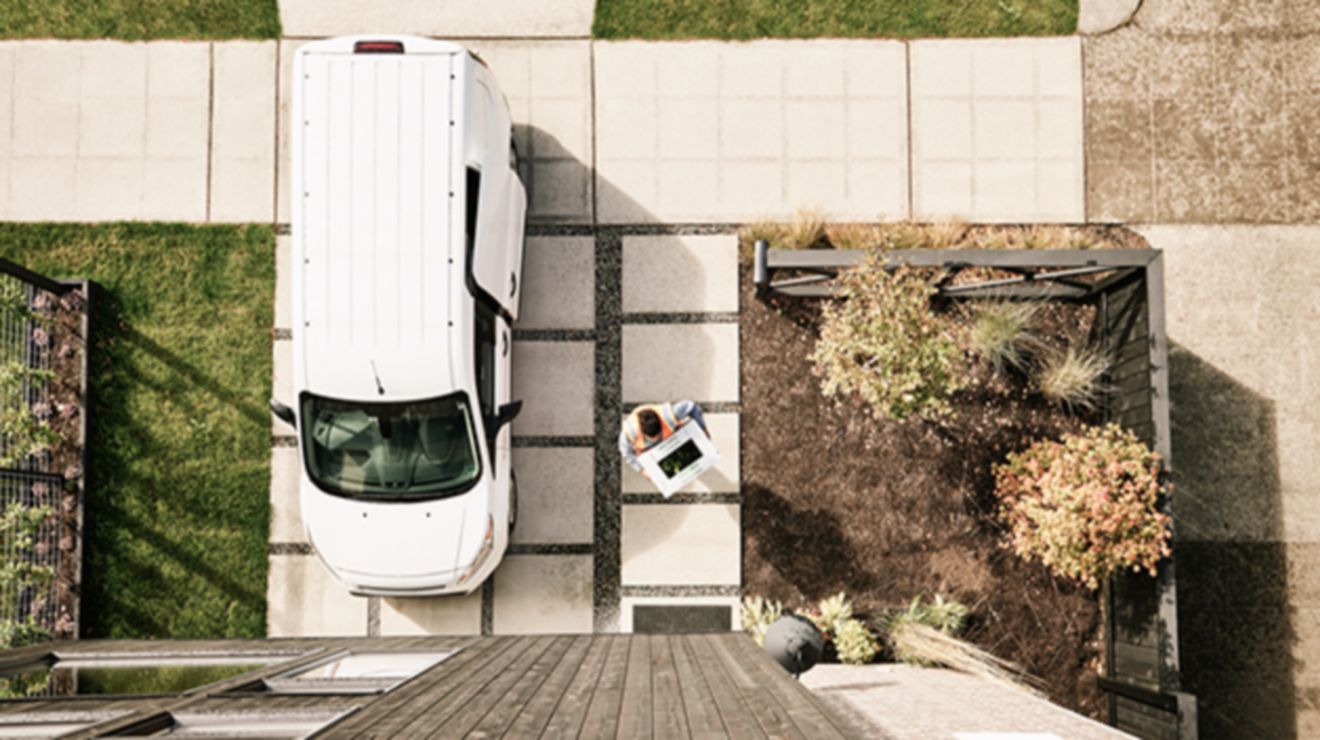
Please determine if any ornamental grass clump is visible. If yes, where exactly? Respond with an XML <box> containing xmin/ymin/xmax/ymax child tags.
<box><xmin>740</xmin><ymin>595</ymin><xmax>784</xmax><ymax>647</ymax></box>
<box><xmin>993</xmin><ymin>423</ymin><xmax>1172</xmax><ymax>589</ymax></box>
<box><xmin>1035</xmin><ymin>344</ymin><xmax>1110</xmax><ymax>411</ymax></box>
<box><xmin>807</xmin><ymin>593</ymin><xmax>879</xmax><ymax>666</ymax></box>
<box><xmin>888</xmin><ymin>594</ymin><xmax>969</xmax><ymax>635</ymax></box>
<box><xmin>967</xmin><ymin>301</ymin><xmax>1042</xmax><ymax>373</ymax></box>
<box><xmin>810</xmin><ymin>254</ymin><xmax>965</xmax><ymax>422</ymax></box>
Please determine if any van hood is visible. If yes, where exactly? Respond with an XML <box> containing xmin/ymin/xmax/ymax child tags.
<box><xmin>300</xmin><ymin>481</ymin><xmax>490</xmax><ymax>580</ymax></box>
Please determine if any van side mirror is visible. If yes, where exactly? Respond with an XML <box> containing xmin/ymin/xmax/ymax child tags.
<box><xmin>270</xmin><ymin>399</ymin><xmax>297</xmax><ymax>429</ymax></box>
<box><xmin>494</xmin><ymin>400</ymin><xmax>522</xmax><ymax>432</ymax></box>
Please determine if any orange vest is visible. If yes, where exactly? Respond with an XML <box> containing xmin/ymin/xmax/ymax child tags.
<box><xmin>625</xmin><ymin>403</ymin><xmax>681</xmax><ymax>454</ymax></box>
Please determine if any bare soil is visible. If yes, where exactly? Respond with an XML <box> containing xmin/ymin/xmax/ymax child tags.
<box><xmin>740</xmin><ymin>267</ymin><xmax>1107</xmax><ymax>718</ymax></box>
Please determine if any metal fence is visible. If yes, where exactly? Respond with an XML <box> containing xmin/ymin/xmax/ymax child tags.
<box><xmin>0</xmin><ymin>259</ymin><xmax>88</xmax><ymax>645</ymax></box>
<box><xmin>753</xmin><ymin>242</ymin><xmax>1196</xmax><ymax>740</ymax></box>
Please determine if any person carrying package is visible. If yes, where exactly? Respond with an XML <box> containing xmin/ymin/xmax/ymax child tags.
<box><xmin>618</xmin><ymin>400</ymin><xmax>708</xmax><ymax>475</ymax></box>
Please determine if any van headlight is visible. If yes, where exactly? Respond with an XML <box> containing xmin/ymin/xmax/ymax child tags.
<box><xmin>456</xmin><ymin>515</ymin><xmax>495</xmax><ymax>586</ymax></box>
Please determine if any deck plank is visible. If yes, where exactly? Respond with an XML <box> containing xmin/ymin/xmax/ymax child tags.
<box><xmin>650</xmin><ymin>635</ymin><xmax>690</xmax><ymax>740</ymax></box>
<box><xmin>577</xmin><ymin>636</ymin><xmax>631</xmax><ymax>740</ymax></box>
<box><xmin>501</xmin><ymin>635</ymin><xmax>594</xmax><ymax>738</ymax></box>
<box><xmin>456</xmin><ymin>635</ymin><xmax>575</xmax><ymax>739</ymax></box>
<box><xmin>538</xmin><ymin>636</ymin><xmax>613</xmax><ymax>739</ymax></box>
<box><xmin>704</xmin><ymin>634</ymin><xmax>804</xmax><ymax>740</ymax></box>
<box><xmin>319</xmin><ymin>637</ymin><xmax>516</xmax><ymax>739</ymax></box>
<box><xmin>419</xmin><ymin>635</ymin><xmax>557</xmax><ymax>739</ymax></box>
<box><xmin>616</xmin><ymin>635</ymin><xmax>653</xmax><ymax>739</ymax></box>
<box><xmin>669</xmin><ymin>635</ymin><xmax>729</xmax><ymax>740</ymax></box>
<box><xmin>721</xmin><ymin>633</ymin><xmax>851</xmax><ymax>739</ymax></box>
<box><xmin>686</xmin><ymin>635</ymin><xmax>765</xmax><ymax>740</ymax></box>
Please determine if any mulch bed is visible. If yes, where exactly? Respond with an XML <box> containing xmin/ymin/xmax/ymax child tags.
<box><xmin>740</xmin><ymin>266</ymin><xmax>1107</xmax><ymax>718</ymax></box>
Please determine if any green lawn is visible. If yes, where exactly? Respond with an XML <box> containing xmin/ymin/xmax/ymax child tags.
<box><xmin>0</xmin><ymin>0</ymin><xmax>279</xmax><ymax>40</ymax></box>
<box><xmin>0</xmin><ymin>224</ymin><xmax>274</xmax><ymax>638</ymax></box>
<box><xmin>593</xmin><ymin>0</ymin><xmax>1077</xmax><ymax>38</ymax></box>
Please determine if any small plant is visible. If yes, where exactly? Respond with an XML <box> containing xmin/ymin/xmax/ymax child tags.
<box><xmin>811</xmin><ymin>254</ymin><xmax>966</xmax><ymax>422</ymax></box>
<box><xmin>888</xmin><ymin>594</ymin><xmax>969</xmax><ymax>636</ymax></box>
<box><xmin>0</xmin><ymin>363</ymin><xmax>60</xmax><ymax>468</ymax></box>
<box><xmin>887</xmin><ymin>621</ymin><xmax>1038</xmax><ymax>692</ymax></box>
<box><xmin>879</xmin><ymin>222</ymin><xmax>928</xmax><ymax>250</ymax></box>
<box><xmin>740</xmin><ymin>595</ymin><xmax>784</xmax><ymax>647</ymax></box>
<box><xmin>994</xmin><ymin>423</ymin><xmax>1172</xmax><ymax>589</ymax></box>
<box><xmin>920</xmin><ymin>219</ymin><xmax>968</xmax><ymax>248</ymax></box>
<box><xmin>967</xmin><ymin>301</ymin><xmax>1042</xmax><ymax>373</ymax></box>
<box><xmin>1035</xmin><ymin>344</ymin><xmax>1109</xmax><ymax>410</ymax></box>
<box><xmin>833</xmin><ymin>618</ymin><xmax>880</xmax><ymax>665</ymax></box>
<box><xmin>810</xmin><ymin>592</ymin><xmax>853</xmax><ymax>638</ymax></box>
<box><xmin>825</xmin><ymin>223</ymin><xmax>884</xmax><ymax>250</ymax></box>
<box><xmin>783</xmin><ymin>208</ymin><xmax>826</xmax><ymax>250</ymax></box>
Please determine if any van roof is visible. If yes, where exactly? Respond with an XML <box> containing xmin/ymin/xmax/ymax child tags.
<box><xmin>292</xmin><ymin>37</ymin><xmax>470</xmax><ymax>401</ymax></box>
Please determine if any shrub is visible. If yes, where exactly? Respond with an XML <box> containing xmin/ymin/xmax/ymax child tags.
<box><xmin>994</xmin><ymin>423</ymin><xmax>1172</xmax><ymax>589</ymax></box>
<box><xmin>740</xmin><ymin>595</ymin><xmax>784</xmax><ymax>647</ymax></box>
<box><xmin>810</xmin><ymin>592</ymin><xmax>853</xmax><ymax>639</ymax></box>
<box><xmin>1035</xmin><ymin>344</ymin><xmax>1109</xmax><ymax>411</ymax></box>
<box><xmin>967</xmin><ymin>301</ymin><xmax>1041</xmax><ymax>373</ymax></box>
<box><xmin>833</xmin><ymin>618</ymin><xmax>880</xmax><ymax>665</ymax></box>
<box><xmin>811</xmin><ymin>255</ymin><xmax>965</xmax><ymax>422</ymax></box>
<box><xmin>888</xmin><ymin>594</ymin><xmax>969</xmax><ymax>636</ymax></box>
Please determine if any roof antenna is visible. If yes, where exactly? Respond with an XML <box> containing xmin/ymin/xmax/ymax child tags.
<box><xmin>370</xmin><ymin>360</ymin><xmax>386</xmax><ymax>396</ymax></box>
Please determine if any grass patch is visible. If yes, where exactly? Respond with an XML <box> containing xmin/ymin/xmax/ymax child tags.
<box><xmin>594</xmin><ymin>0</ymin><xmax>1076</xmax><ymax>39</ymax></box>
<box><xmin>0</xmin><ymin>223</ymin><xmax>274</xmax><ymax>638</ymax></box>
<box><xmin>0</xmin><ymin>0</ymin><xmax>280</xmax><ymax>40</ymax></box>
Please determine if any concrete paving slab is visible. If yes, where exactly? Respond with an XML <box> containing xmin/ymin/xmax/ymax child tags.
<box><xmin>514</xmin><ymin>236</ymin><xmax>595</xmax><ymax>330</ymax></box>
<box><xmin>510</xmin><ymin>447</ymin><xmax>594</xmax><ymax>545</ymax></box>
<box><xmin>911</xmin><ymin>38</ymin><xmax>1084</xmax><ymax>223</ymax></box>
<box><xmin>492</xmin><ymin>554</ymin><xmax>593</xmax><ymax>634</ymax></box>
<box><xmin>0</xmin><ymin>40</ymin><xmax>211</xmax><ymax>221</ymax></box>
<box><xmin>622</xmin><ymin>413</ymin><xmax>739</xmax><ymax>494</ymax></box>
<box><xmin>275</xmin><ymin>235</ymin><xmax>292</xmax><ymax>331</ymax></box>
<box><xmin>380</xmin><ymin>592</ymin><xmax>482</xmax><ymax>636</ymax></box>
<box><xmin>210</xmin><ymin>41</ymin><xmax>276</xmax><ymax>223</ymax></box>
<box><xmin>511</xmin><ymin>341</ymin><xmax>595</xmax><ymax>436</ymax></box>
<box><xmin>622</xmin><ymin>324</ymin><xmax>739</xmax><ymax>403</ymax></box>
<box><xmin>267</xmin><ymin>554</ymin><xmax>367</xmax><ymax>637</ymax></box>
<box><xmin>595</xmin><ymin>40</ymin><xmax>908</xmax><ymax>223</ymax></box>
<box><xmin>272</xmin><ymin>339</ymin><xmax>294</xmax><ymax>436</ymax></box>
<box><xmin>1080</xmin><ymin>0</ymin><xmax>1141</xmax><ymax>34</ymax></box>
<box><xmin>620</xmin><ymin>504</ymin><xmax>740</xmax><ymax>586</ymax></box>
<box><xmin>279</xmin><ymin>0</ymin><xmax>593</xmax><ymax>38</ymax></box>
<box><xmin>269</xmin><ymin>446</ymin><xmax>303</xmax><ymax>543</ymax></box>
<box><xmin>619</xmin><ymin>595</ymin><xmax>741</xmax><ymax>632</ymax></box>
<box><xmin>621</xmin><ymin>234</ymin><xmax>739</xmax><ymax>314</ymax></box>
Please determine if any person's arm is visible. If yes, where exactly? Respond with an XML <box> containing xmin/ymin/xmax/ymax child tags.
<box><xmin>674</xmin><ymin>400</ymin><xmax>708</xmax><ymax>433</ymax></box>
<box><xmin>618</xmin><ymin>429</ymin><xmax>644</xmax><ymax>472</ymax></box>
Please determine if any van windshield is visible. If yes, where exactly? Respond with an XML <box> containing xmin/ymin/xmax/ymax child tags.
<box><xmin>300</xmin><ymin>392</ymin><xmax>482</xmax><ymax>499</ymax></box>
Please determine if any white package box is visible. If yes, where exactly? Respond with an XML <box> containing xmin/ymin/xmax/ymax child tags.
<box><xmin>636</xmin><ymin>421</ymin><xmax>720</xmax><ymax>498</ymax></box>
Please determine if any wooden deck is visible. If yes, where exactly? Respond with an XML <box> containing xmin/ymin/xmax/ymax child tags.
<box><xmin>0</xmin><ymin>634</ymin><xmax>854</xmax><ymax>739</ymax></box>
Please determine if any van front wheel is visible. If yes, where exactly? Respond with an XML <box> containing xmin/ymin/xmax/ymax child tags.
<box><xmin>508</xmin><ymin>469</ymin><xmax>518</xmax><ymax>532</ymax></box>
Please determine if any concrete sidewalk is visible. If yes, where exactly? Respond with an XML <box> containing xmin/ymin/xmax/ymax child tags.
<box><xmin>0</xmin><ymin>36</ymin><xmax>1085</xmax><ymax>226</ymax></box>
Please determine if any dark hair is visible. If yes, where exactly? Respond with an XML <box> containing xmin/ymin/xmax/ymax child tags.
<box><xmin>638</xmin><ymin>409</ymin><xmax>662</xmax><ymax>437</ymax></box>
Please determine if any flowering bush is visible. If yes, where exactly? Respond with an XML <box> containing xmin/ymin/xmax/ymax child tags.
<box><xmin>810</xmin><ymin>254</ymin><xmax>965</xmax><ymax>422</ymax></box>
<box><xmin>993</xmin><ymin>424</ymin><xmax>1171</xmax><ymax>589</ymax></box>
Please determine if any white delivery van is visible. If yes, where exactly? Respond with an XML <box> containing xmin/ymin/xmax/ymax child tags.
<box><xmin>270</xmin><ymin>35</ymin><xmax>527</xmax><ymax>596</ymax></box>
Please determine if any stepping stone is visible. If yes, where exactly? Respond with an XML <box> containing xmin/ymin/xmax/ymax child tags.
<box><xmin>622</xmin><ymin>235</ymin><xmax>739</xmax><ymax>314</ymax></box>
<box><xmin>492</xmin><ymin>554</ymin><xmax>593</xmax><ymax>634</ymax></box>
<box><xmin>1078</xmin><ymin>0</ymin><xmax>1141</xmax><ymax>34</ymax></box>
<box><xmin>621</xmin><ymin>504</ymin><xmax>740</xmax><ymax>586</ymax></box>
<box><xmin>380</xmin><ymin>592</ymin><xmax>482</xmax><ymax>636</ymax></box>
<box><xmin>515</xmin><ymin>236</ymin><xmax>595</xmax><ymax>331</ymax></box>
<box><xmin>272</xmin><ymin>339</ymin><xmax>294</xmax><ymax>436</ymax></box>
<box><xmin>512</xmin><ymin>341</ymin><xmax>595</xmax><ymax>437</ymax></box>
<box><xmin>267</xmin><ymin>554</ymin><xmax>367</xmax><ymax>637</ymax></box>
<box><xmin>910</xmin><ymin>38</ymin><xmax>1083</xmax><ymax>223</ymax></box>
<box><xmin>510</xmin><ymin>447</ymin><xmax>594</xmax><ymax>545</ymax></box>
<box><xmin>278</xmin><ymin>0</ymin><xmax>594</xmax><ymax>38</ymax></box>
<box><xmin>622</xmin><ymin>324</ymin><xmax>739</xmax><ymax>403</ymax></box>
<box><xmin>209</xmin><ymin>41</ymin><xmax>276</xmax><ymax>222</ymax></box>
<box><xmin>269</xmin><ymin>446</ymin><xmax>304</xmax><ymax>543</ymax></box>
<box><xmin>621</xmin><ymin>412</ymin><xmax>739</xmax><ymax>494</ymax></box>
<box><xmin>275</xmin><ymin>235</ymin><xmax>292</xmax><ymax>331</ymax></box>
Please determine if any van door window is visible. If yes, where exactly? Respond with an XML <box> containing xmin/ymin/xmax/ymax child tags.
<box><xmin>465</xmin><ymin>166</ymin><xmax>481</xmax><ymax>257</ymax></box>
<box><xmin>474</xmin><ymin>301</ymin><xmax>496</xmax><ymax>420</ymax></box>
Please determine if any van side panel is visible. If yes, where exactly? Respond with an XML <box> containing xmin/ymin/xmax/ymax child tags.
<box><xmin>295</xmin><ymin>50</ymin><xmax>459</xmax><ymax>400</ymax></box>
